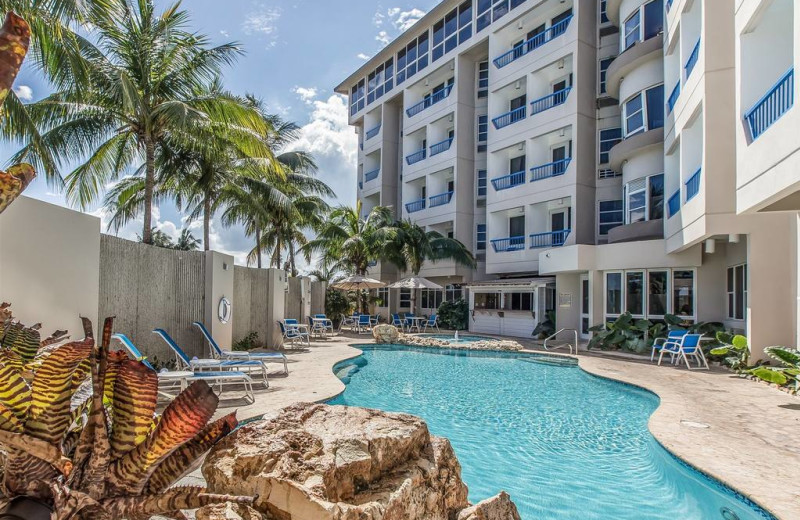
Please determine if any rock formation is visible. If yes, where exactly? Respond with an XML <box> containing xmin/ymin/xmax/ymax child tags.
<box><xmin>457</xmin><ymin>492</ymin><xmax>521</xmax><ymax>520</ymax></box>
<box><xmin>371</xmin><ymin>323</ymin><xmax>400</xmax><ymax>344</ymax></box>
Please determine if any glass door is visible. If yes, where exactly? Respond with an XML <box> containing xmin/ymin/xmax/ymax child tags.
<box><xmin>580</xmin><ymin>275</ymin><xmax>590</xmax><ymax>339</ymax></box>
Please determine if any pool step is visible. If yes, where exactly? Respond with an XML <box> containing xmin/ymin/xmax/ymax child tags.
<box><xmin>518</xmin><ymin>356</ymin><xmax>578</xmax><ymax>367</ymax></box>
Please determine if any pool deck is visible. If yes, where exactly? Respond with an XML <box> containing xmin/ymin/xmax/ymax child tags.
<box><xmin>209</xmin><ymin>333</ymin><xmax>800</xmax><ymax>519</ymax></box>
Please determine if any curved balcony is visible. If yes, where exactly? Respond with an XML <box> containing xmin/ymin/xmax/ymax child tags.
<box><xmin>492</xmin><ymin>106</ymin><xmax>526</xmax><ymax>130</ymax></box>
<box><xmin>607</xmin><ymin>219</ymin><xmax>664</xmax><ymax>243</ymax></box>
<box><xmin>530</xmin><ymin>229</ymin><xmax>570</xmax><ymax>249</ymax></box>
<box><xmin>605</xmin><ymin>36</ymin><xmax>663</xmax><ymax>99</ymax></box>
<box><xmin>405</xmin><ymin>199</ymin><xmax>426</xmax><ymax>213</ymax></box>
<box><xmin>530</xmin><ymin>87</ymin><xmax>572</xmax><ymax>116</ymax></box>
<box><xmin>365</xmin><ymin>124</ymin><xmax>381</xmax><ymax>140</ymax></box>
<box><xmin>491</xmin><ymin>171</ymin><xmax>526</xmax><ymax>191</ymax></box>
<box><xmin>608</xmin><ymin>127</ymin><xmax>664</xmax><ymax>172</ymax></box>
<box><xmin>430</xmin><ymin>137</ymin><xmax>454</xmax><ymax>156</ymax></box>
<box><xmin>530</xmin><ymin>158</ymin><xmax>571</xmax><ymax>182</ymax></box>
<box><xmin>406</xmin><ymin>85</ymin><xmax>454</xmax><ymax>118</ymax></box>
<box><xmin>406</xmin><ymin>149</ymin><xmax>427</xmax><ymax>165</ymax></box>
<box><xmin>364</xmin><ymin>168</ymin><xmax>380</xmax><ymax>182</ymax></box>
<box><xmin>429</xmin><ymin>191</ymin><xmax>454</xmax><ymax>208</ymax></box>
<box><xmin>493</xmin><ymin>15</ymin><xmax>574</xmax><ymax>69</ymax></box>
<box><xmin>491</xmin><ymin>236</ymin><xmax>525</xmax><ymax>253</ymax></box>
<box><xmin>744</xmin><ymin>68</ymin><xmax>794</xmax><ymax>141</ymax></box>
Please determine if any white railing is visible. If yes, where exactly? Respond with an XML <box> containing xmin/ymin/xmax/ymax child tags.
<box><xmin>543</xmin><ymin>328</ymin><xmax>579</xmax><ymax>356</ymax></box>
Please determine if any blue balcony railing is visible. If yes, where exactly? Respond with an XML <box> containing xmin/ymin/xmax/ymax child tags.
<box><xmin>406</xmin><ymin>84</ymin><xmax>454</xmax><ymax>117</ymax></box>
<box><xmin>530</xmin><ymin>158</ymin><xmax>571</xmax><ymax>182</ymax></box>
<box><xmin>530</xmin><ymin>229</ymin><xmax>570</xmax><ymax>249</ymax></box>
<box><xmin>492</xmin><ymin>106</ymin><xmax>526</xmax><ymax>129</ymax></box>
<box><xmin>429</xmin><ymin>191</ymin><xmax>454</xmax><ymax>208</ymax></box>
<box><xmin>685</xmin><ymin>167</ymin><xmax>701</xmax><ymax>201</ymax></box>
<box><xmin>530</xmin><ymin>87</ymin><xmax>572</xmax><ymax>115</ymax></box>
<box><xmin>667</xmin><ymin>81</ymin><xmax>680</xmax><ymax>114</ymax></box>
<box><xmin>685</xmin><ymin>38</ymin><xmax>701</xmax><ymax>80</ymax></box>
<box><xmin>493</xmin><ymin>15</ymin><xmax>574</xmax><ymax>68</ymax></box>
<box><xmin>744</xmin><ymin>68</ymin><xmax>794</xmax><ymax>141</ymax></box>
<box><xmin>491</xmin><ymin>236</ymin><xmax>526</xmax><ymax>252</ymax></box>
<box><xmin>405</xmin><ymin>199</ymin><xmax>426</xmax><ymax>213</ymax></box>
<box><xmin>366</xmin><ymin>124</ymin><xmax>381</xmax><ymax>140</ymax></box>
<box><xmin>667</xmin><ymin>190</ymin><xmax>681</xmax><ymax>218</ymax></box>
<box><xmin>666</xmin><ymin>0</ymin><xmax>674</xmax><ymax>12</ymax></box>
<box><xmin>491</xmin><ymin>170</ymin><xmax>526</xmax><ymax>191</ymax></box>
<box><xmin>364</xmin><ymin>168</ymin><xmax>380</xmax><ymax>182</ymax></box>
<box><xmin>406</xmin><ymin>149</ymin><xmax>427</xmax><ymax>165</ymax></box>
<box><xmin>430</xmin><ymin>137</ymin><xmax>454</xmax><ymax>156</ymax></box>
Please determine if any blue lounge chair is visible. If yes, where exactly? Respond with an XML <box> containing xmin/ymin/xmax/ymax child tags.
<box><xmin>153</xmin><ymin>328</ymin><xmax>269</xmax><ymax>389</ymax></box>
<box><xmin>657</xmin><ymin>333</ymin><xmax>708</xmax><ymax>370</ymax></box>
<box><xmin>193</xmin><ymin>321</ymin><xmax>288</xmax><ymax>375</ymax></box>
<box><xmin>651</xmin><ymin>329</ymin><xmax>688</xmax><ymax>362</ymax></box>
<box><xmin>278</xmin><ymin>319</ymin><xmax>310</xmax><ymax>348</ymax></box>
<box><xmin>423</xmin><ymin>314</ymin><xmax>440</xmax><ymax>332</ymax></box>
<box><xmin>112</xmin><ymin>333</ymin><xmax>255</xmax><ymax>402</ymax></box>
<box><xmin>357</xmin><ymin>314</ymin><xmax>372</xmax><ymax>334</ymax></box>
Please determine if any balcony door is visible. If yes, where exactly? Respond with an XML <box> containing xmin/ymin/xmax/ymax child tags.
<box><xmin>550</xmin><ymin>208</ymin><xmax>570</xmax><ymax>246</ymax></box>
<box><xmin>510</xmin><ymin>95</ymin><xmax>526</xmax><ymax>111</ymax></box>
<box><xmin>551</xmin><ymin>142</ymin><xmax>570</xmax><ymax>174</ymax></box>
<box><xmin>509</xmin><ymin>215</ymin><xmax>525</xmax><ymax>238</ymax></box>
<box><xmin>510</xmin><ymin>155</ymin><xmax>526</xmax><ymax>174</ymax></box>
<box><xmin>580</xmin><ymin>275</ymin><xmax>591</xmax><ymax>339</ymax></box>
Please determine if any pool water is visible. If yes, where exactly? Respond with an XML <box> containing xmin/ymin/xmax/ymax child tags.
<box><xmin>421</xmin><ymin>333</ymin><xmax>489</xmax><ymax>344</ymax></box>
<box><xmin>329</xmin><ymin>346</ymin><xmax>773</xmax><ymax>520</ymax></box>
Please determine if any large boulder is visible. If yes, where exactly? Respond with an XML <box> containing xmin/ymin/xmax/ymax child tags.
<box><xmin>195</xmin><ymin>503</ymin><xmax>264</xmax><ymax>520</ymax></box>
<box><xmin>457</xmin><ymin>492</ymin><xmax>521</xmax><ymax>520</ymax></box>
<box><xmin>202</xmin><ymin>402</ymin><xmax>470</xmax><ymax>520</ymax></box>
<box><xmin>372</xmin><ymin>324</ymin><xmax>400</xmax><ymax>344</ymax></box>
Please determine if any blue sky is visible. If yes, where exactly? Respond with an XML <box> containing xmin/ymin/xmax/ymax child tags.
<box><xmin>6</xmin><ymin>0</ymin><xmax>436</xmax><ymax>268</ymax></box>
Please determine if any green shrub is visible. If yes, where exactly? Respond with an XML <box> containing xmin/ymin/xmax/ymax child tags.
<box><xmin>233</xmin><ymin>331</ymin><xmax>260</xmax><ymax>352</ymax></box>
<box><xmin>532</xmin><ymin>310</ymin><xmax>556</xmax><ymax>339</ymax></box>
<box><xmin>438</xmin><ymin>298</ymin><xmax>468</xmax><ymax>330</ymax></box>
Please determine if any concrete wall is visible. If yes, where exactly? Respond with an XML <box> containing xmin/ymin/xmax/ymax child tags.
<box><xmin>0</xmin><ymin>196</ymin><xmax>100</xmax><ymax>339</ymax></box>
<box><xmin>310</xmin><ymin>281</ymin><xmax>327</xmax><ymax>315</ymax></box>
<box><xmin>232</xmin><ymin>267</ymin><xmax>287</xmax><ymax>348</ymax></box>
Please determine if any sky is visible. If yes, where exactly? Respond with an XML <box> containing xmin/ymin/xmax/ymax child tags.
<box><xmin>5</xmin><ymin>0</ymin><xmax>438</xmax><ymax>270</ymax></box>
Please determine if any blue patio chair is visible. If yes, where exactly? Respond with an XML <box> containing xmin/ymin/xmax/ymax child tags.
<box><xmin>278</xmin><ymin>319</ymin><xmax>310</xmax><ymax>348</ymax></box>
<box><xmin>651</xmin><ymin>329</ymin><xmax>688</xmax><ymax>362</ymax></box>
<box><xmin>314</xmin><ymin>314</ymin><xmax>335</xmax><ymax>333</ymax></box>
<box><xmin>391</xmin><ymin>313</ymin><xmax>405</xmax><ymax>331</ymax></box>
<box><xmin>357</xmin><ymin>314</ymin><xmax>372</xmax><ymax>334</ymax></box>
<box><xmin>404</xmin><ymin>313</ymin><xmax>416</xmax><ymax>329</ymax></box>
<box><xmin>657</xmin><ymin>333</ymin><xmax>708</xmax><ymax>370</ymax></box>
<box><xmin>423</xmin><ymin>314</ymin><xmax>440</xmax><ymax>332</ymax></box>
<box><xmin>193</xmin><ymin>321</ymin><xmax>288</xmax><ymax>374</ymax></box>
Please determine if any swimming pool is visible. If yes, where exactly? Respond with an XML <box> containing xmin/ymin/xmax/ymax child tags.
<box><xmin>329</xmin><ymin>345</ymin><xmax>774</xmax><ymax>520</ymax></box>
<box><xmin>421</xmin><ymin>333</ymin><xmax>489</xmax><ymax>344</ymax></box>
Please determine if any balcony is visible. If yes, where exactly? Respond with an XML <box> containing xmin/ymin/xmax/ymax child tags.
<box><xmin>684</xmin><ymin>38</ymin><xmax>700</xmax><ymax>80</ymax></box>
<box><xmin>406</xmin><ymin>149</ymin><xmax>427</xmax><ymax>165</ymax></box>
<box><xmin>744</xmin><ymin>68</ymin><xmax>794</xmax><ymax>141</ymax></box>
<box><xmin>430</xmin><ymin>137</ymin><xmax>454</xmax><ymax>156</ymax></box>
<box><xmin>530</xmin><ymin>158</ymin><xmax>571</xmax><ymax>182</ymax></box>
<box><xmin>366</xmin><ymin>124</ymin><xmax>381</xmax><ymax>140</ymax></box>
<box><xmin>429</xmin><ymin>191</ymin><xmax>454</xmax><ymax>208</ymax></box>
<box><xmin>364</xmin><ymin>168</ymin><xmax>380</xmax><ymax>182</ymax></box>
<box><xmin>530</xmin><ymin>87</ymin><xmax>572</xmax><ymax>115</ymax></box>
<box><xmin>667</xmin><ymin>82</ymin><xmax>680</xmax><ymax>114</ymax></box>
<box><xmin>529</xmin><ymin>229</ymin><xmax>570</xmax><ymax>249</ymax></box>
<box><xmin>406</xmin><ymin>85</ymin><xmax>454</xmax><ymax>118</ymax></box>
<box><xmin>667</xmin><ymin>190</ymin><xmax>680</xmax><ymax>217</ymax></box>
<box><xmin>493</xmin><ymin>15</ymin><xmax>574</xmax><ymax>69</ymax></box>
<box><xmin>491</xmin><ymin>236</ymin><xmax>525</xmax><ymax>252</ymax></box>
<box><xmin>492</xmin><ymin>106</ymin><xmax>526</xmax><ymax>129</ymax></box>
<box><xmin>685</xmin><ymin>167</ymin><xmax>701</xmax><ymax>201</ymax></box>
<box><xmin>405</xmin><ymin>199</ymin><xmax>426</xmax><ymax>213</ymax></box>
<box><xmin>491</xmin><ymin>170</ymin><xmax>526</xmax><ymax>191</ymax></box>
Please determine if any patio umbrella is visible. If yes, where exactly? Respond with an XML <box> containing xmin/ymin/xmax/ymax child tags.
<box><xmin>332</xmin><ymin>275</ymin><xmax>386</xmax><ymax>314</ymax></box>
<box><xmin>388</xmin><ymin>276</ymin><xmax>443</xmax><ymax>316</ymax></box>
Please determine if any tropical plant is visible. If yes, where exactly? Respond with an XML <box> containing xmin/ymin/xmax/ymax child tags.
<box><xmin>0</xmin><ymin>304</ymin><xmax>251</xmax><ymax>518</ymax></box>
<box><xmin>136</xmin><ymin>227</ymin><xmax>176</xmax><ymax>249</ymax></box>
<box><xmin>325</xmin><ymin>288</ymin><xmax>352</xmax><ymax>328</ymax></box>
<box><xmin>9</xmin><ymin>0</ymin><xmax>268</xmax><ymax>244</ymax></box>
<box><xmin>588</xmin><ymin>313</ymin><xmax>666</xmax><ymax>354</ymax></box>
<box><xmin>173</xmin><ymin>228</ymin><xmax>201</xmax><ymax>251</ymax></box>
<box><xmin>750</xmin><ymin>347</ymin><xmax>800</xmax><ymax>390</ymax></box>
<box><xmin>710</xmin><ymin>332</ymin><xmax>751</xmax><ymax>371</ymax></box>
<box><xmin>532</xmin><ymin>310</ymin><xmax>556</xmax><ymax>340</ymax></box>
<box><xmin>232</xmin><ymin>331</ymin><xmax>260</xmax><ymax>352</ymax></box>
<box><xmin>438</xmin><ymin>298</ymin><xmax>468</xmax><ymax>331</ymax></box>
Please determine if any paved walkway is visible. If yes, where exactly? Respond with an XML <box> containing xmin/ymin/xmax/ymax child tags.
<box><xmin>209</xmin><ymin>333</ymin><xmax>800</xmax><ymax>519</ymax></box>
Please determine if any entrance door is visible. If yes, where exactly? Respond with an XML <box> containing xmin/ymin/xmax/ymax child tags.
<box><xmin>580</xmin><ymin>275</ymin><xmax>591</xmax><ymax>339</ymax></box>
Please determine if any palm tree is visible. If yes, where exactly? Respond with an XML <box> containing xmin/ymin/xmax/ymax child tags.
<box><xmin>174</xmin><ymin>228</ymin><xmax>201</xmax><ymax>251</ymax></box>
<box><xmin>9</xmin><ymin>0</ymin><xmax>267</xmax><ymax>244</ymax></box>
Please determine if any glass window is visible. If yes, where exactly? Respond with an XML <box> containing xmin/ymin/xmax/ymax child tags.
<box><xmin>599</xmin><ymin>57</ymin><xmax>615</xmax><ymax>94</ymax></box>
<box><xmin>477</xmin><ymin>170</ymin><xmax>487</xmax><ymax>197</ymax></box>
<box><xmin>624</xmin><ymin>94</ymin><xmax>645</xmax><ymax>136</ymax></box>
<box><xmin>626</xmin><ymin>178</ymin><xmax>647</xmax><ymax>224</ymax></box>
<box><xmin>504</xmin><ymin>292</ymin><xmax>533</xmax><ymax>311</ymax></box>
<box><xmin>626</xmin><ymin>272</ymin><xmax>645</xmax><ymax>316</ymax></box>
<box><xmin>599</xmin><ymin>128</ymin><xmax>622</xmax><ymax>163</ymax></box>
<box><xmin>648</xmin><ymin>271</ymin><xmax>669</xmax><ymax>316</ymax></box>
<box><xmin>477</xmin><ymin>223</ymin><xmax>487</xmax><ymax>250</ymax></box>
<box><xmin>623</xmin><ymin>10</ymin><xmax>641</xmax><ymax>50</ymax></box>
<box><xmin>433</xmin><ymin>2</ymin><xmax>472</xmax><ymax>62</ymax></box>
<box><xmin>367</xmin><ymin>58</ymin><xmax>394</xmax><ymax>105</ymax></box>
<box><xmin>477</xmin><ymin>0</ymin><xmax>524</xmax><ymax>32</ymax></box>
<box><xmin>643</xmin><ymin>0</ymin><xmax>664</xmax><ymax>39</ymax></box>
<box><xmin>648</xmin><ymin>174</ymin><xmax>664</xmax><ymax>220</ymax></box>
<box><xmin>396</xmin><ymin>32</ymin><xmax>429</xmax><ymax>85</ymax></box>
<box><xmin>623</xmin><ymin>85</ymin><xmax>664</xmax><ymax>137</ymax></box>
<box><xmin>375</xmin><ymin>287</ymin><xmax>389</xmax><ymax>306</ymax></box>
<box><xmin>474</xmin><ymin>292</ymin><xmax>501</xmax><ymax>310</ymax></box>
<box><xmin>478</xmin><ymin>115</ymin><xmax>488</xmax><ymax>144</ymax></box>
<box><xmin>598</xmin><ymin>200</ymin><xmax>624</xmax><ymax>235</ymax></box>
<box><xmin>673</xmin><ymin>270</ymin><xmax>695</xmax><ymax>317</ymax></box>
<box><xmin>421</xmin><ymin>289</ymin><xmax>443</xmax><ymax>310</ymax></box>
<box><xmin>350</xmin><ymin>79</ymin><xmax>365</xmax><ymax>116</ymax></box>
<box><xmin>727</xmin><ymin>264</ymin><xmax>747</xmax><ymax>320</ymax></box>
<box><xmin>606</xmin><ymin>272</ymin><xmax>623</xmax><ymax>315</ymax></box>
<box><xmin>646</xmin><ymin>85</ymin><xmax>665</xmax><ymax>130</ymax></box>
<box><xmin>600</xmin><ymin>0</ymin><xmax>610</xmax><ymax>24</ymax></box>
<box><xmin>399</xmin><ymin>288</ymin><xmax>411</xmax><ymax>309</ymax></box>
<box><xmin>477</xmin><ymin>61</ymin><xmax>489</xmax><ymax>98</ymax></box>
<box><xmin>445</xmin><ymin>284</ymin><xmax>463</xmax><ymax>302</ymax></box>
<box><xmin>623</xmin><ymin>0</ymin><xmax>663</xmax><ymax>51</ymax></box>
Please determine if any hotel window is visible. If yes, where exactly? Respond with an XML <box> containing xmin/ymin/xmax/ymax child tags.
<box><xmin>504</xmin><ymin>292</ymin><xmax>533</xmax><ymax>311</ymax></box>
<box><xmin>421</xmin><ymin>289</ymin><xmax>443</xmax><ymax>310</ymax></box>
<box><xmin>622</xmin><ymin>84</ymin><xmax>664</xmax><ymax>137</ymax></box>
<box><xmin>399</xmin><ymin>288</ymin><xmax>411</xmax><ymax>309</ymax></box>
<box><xmin>477</xmin><ymin>115</ymin><xmax>488</xmax><ymax>151</ymax></box>
<box><xmin>626</xmin><ymin>271</ymin><xmax>645</xmax><ymax>316</ymax></box>
<box><xmin>599</xmin><ymin>57</ymin><xmax>615</xmax><ymax>95</ymax></box>
<box><xmin>624</xmin><ymin>173</ymin><xmax>664</xmax><ymax>224</ymax></box>
<box><xmin>445</xmin><ymin>284</ymin><xmax>463</xmax><ymax>302</ymax></box>
<box><xmin>648</xmin><ymin>270</ymin><xmax>669</xmax><ymax>317</ymax></box>
<box><xmin>474</xmin><ymin>292</ymin><xmax>501</xmax><ymax>310</ymax></box>
<box><xmin>476</xmin><ymin>223</ymin><xmax>487</xmax><ymax>250</ymax></box>
<box><xmin>727</xmin><ymin>264</ymin><xmax>747</xmax><ymax>320</ymax></box>
<box><xmin>375</xmin><ymin>287</ymin><xmax>389</xmax><ymax>306</ymax></box>
<box><xmin>396</xmin><ymin>31</ymin><xmax>429</xmax><ymax>85</ymax></box>
<box><xmin>600</xmin><ymin>0</ymin><xmax>610</xmax><ymax>23</ymax></box>
<box><xmin>673</xmin><ymin>270</ymin><xmax>695</xmax><ymax>318</ymax></box>
<box><xmin>477</xmin><ymin>170</ymin><xmax>487</xmax><ymax>197</ymax></box>
<box><xmin>433</xmin><ymin>1</ymin><xmax>472</xmax><ymax>62</ymax></box>
<box><xmin>606</xmin><ymin>272</ymin><xmax>623</xmax><ymax>316</ymax></box>
<box><xmin>477</xmin><ymin>0</ymin><xmax>524</xmax><ymax>32</ymax></box>
<box><xmin>350</xmin><ymin>79</ymin><xmax>365</xmax><ymax>116</ymax></box>
<box><xmin>622</xmin><ymin>0</ymin><xmax>664</xmax><ymax>52</ymax></box>
<box><xmin>598</xmin><ymin>200</ymin><xmax>623</xmax><ymax>236</ymax></box>
<box><xmin>599</xmin><ymin>128</ymin><xmax>622</xmax><ymax>164</ymax></box>
<box><xmin>367</xmin><ymin>58</ymin><xmax>394</xmax><ymax>105</ymax></box>
<box><xmin>477</xmin><ymin>61</ymin><xmax>489</xmax><ymax>98</ymax></box>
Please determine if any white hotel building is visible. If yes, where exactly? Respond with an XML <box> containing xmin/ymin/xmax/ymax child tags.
<box><xmin>335</xmin><ymin>0</ymin><xmax>800</xmax><ymax>357</ymax></box>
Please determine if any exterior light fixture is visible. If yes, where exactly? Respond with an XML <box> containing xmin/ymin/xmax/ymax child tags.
<box><xmin>514</xmin><ymin>80</ymin><xmax>522</xmax><ymax>90</ymax></box>
<box><xmin>705</xmin><ymin>239</ymin><xmax>716</xmax><ymax>254</ymax></box>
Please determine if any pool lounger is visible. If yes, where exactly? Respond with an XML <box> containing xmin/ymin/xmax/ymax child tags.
<box><xmin>193</xmin><ymin>321</ymin><xmax>288</xmax><ymax>375</ymax></box>
<box><xmin>112</xmin><ymin>333</ymin><xmax>255</xmax><ymax>403</ymax></box>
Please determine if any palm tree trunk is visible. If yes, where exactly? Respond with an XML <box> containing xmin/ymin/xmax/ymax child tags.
<box><xmin>142</xmin><ymin>134</ymin><xmax>156</xmax><ymax>245</ymax></box>
<box><xmin>255</xmin><ymin>223</ymin><xmax>262</xmax><ymax>269</ymax></box>
<box><xmin>203</xmin><ymin>194</ymin><xmax>211</xmax><ymax>251</ymax></box>
<box><xmin>289</xmin><ymin>243</ymin><xmax>297</xmax><ymax>277</ymax></box>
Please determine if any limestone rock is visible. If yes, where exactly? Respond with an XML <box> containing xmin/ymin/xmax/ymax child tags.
<box><xmin>202</xmin><ymin>402</ymin><xmax>469</xmax><ymax>520</ymax></box>
<box><xmin>398</xmin><ymin>333</ymin><xmax>523</xmax><ymax>352</ymax></box>
<box><xmin>195</xmin><ymin>503</ymin><xmax>264</xmax><ymax>520</ymax></box>
<box><xmin>457</xmin><ymin>492</ymin><xmax>521</xmax><ymax>520</ymax></box>
<box><xmin>372</xmin><ymin>324</ymin><xmax>400</xmax><ymax>344</ymax></box>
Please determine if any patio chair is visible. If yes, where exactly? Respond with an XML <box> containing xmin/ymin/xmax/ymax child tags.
<box><xmin>391</xmin><ymin>313</ymin><xmax>405</xmax><ymax>330</ymax></box>
<box><xmin>657</xmin><ymin>333</ymin><xmax>709</xmax><ymax>370</ymax></box>
<box><xmin>357</xmin><ymin>314</ymin><xmax>372</xmax><ymax>334</ymax></box>
<box><xmin>339</xmin><ymin>314</ymin><xmax>356</xmax><ymax>332</ymax></box>
<box><xmin>112</xmin><ymin>333</ymin><xmax>255</xmax><ymax>403</ymax></box>
<box><xmin>314</xmin><ymin>314</ymin><xmax>335</xmax><ymax>334</ymax></box>
<box><xmin>370</xmin><ymin>314</ymin><xmax>380</xmax><ymax>326</ymax></box>
<box><xmin>279</xmin><ymin>319</ymin><xmax>311</xmax><ymax>348</ymax></box>
<box><xmin>423</xmin><ymin>314</ymin><xmax>440</xmax><ymax>332</ymax></box>
<box><xmin>651</xmin><ymin>329</ymin><xmax>688</xmax><ymax>362</ymax></box>
<box><xmin>308</xmin><ymin>316</ymin><xmax>324</xmax><ymax>338</ymax></box>
<box><xmin>403</xmin><ymin>313</ymin><xmax>416</xmax><ymax>330</ymax></box>
<box><xmin>153</xmin><ymin>328</ymin><xmax>269</xmax><ymax>389</ymax></box>
<box><xmin>192</xmin><ymin>321</ymin><xmax>288</xmax><ymax>375</ymax></box>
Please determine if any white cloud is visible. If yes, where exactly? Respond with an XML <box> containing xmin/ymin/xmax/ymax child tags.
<box><xmin>292</xmin><ymin>86</ymin><xmax>319</xmax><ymax>103</ymax></box>
<box><xmin>219</xmin><ymin>30</ymin><xmax>230</xmax><ymax>37</ymax></box>
<box><xmin>357</xmin><ymin>53</ymin><xmax>371</xmax><ymax>61</ymax></box>
<box><xmin>375</xmin><ymin>31</ymin><xmax>391</xmax><ymax>46</ymax></box>
<box><xmin>373</xmin><ymin>11</ymin><xmax>385</xmax><ymax>27</ymax></box>
<box><xmin>242</xmin><ymin>6</ymin><xmax>282</xmax><ymax>48</ymax></box>
<box><xmin>389</xmin><ymin>8</ymin><xmax>426</xmax><ymax>31</ymax></box>
<box><xmin>13</xmin><ymin>85</ymin><xmax>32</xmax><ymax>101</ymax></box>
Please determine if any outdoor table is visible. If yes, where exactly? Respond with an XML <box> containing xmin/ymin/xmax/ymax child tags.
<box><xmin>312</xmin><ymin>317</ymin><xmax>332</xmax><ymax>338</ymax></box>
<box><xmin>407</xmin><ymin>316</ymin><xmax>427</xmax><ymax>333</ymax></box>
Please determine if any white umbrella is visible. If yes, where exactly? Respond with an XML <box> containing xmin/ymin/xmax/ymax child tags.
<box><xmin>388</xmin><ymin>276</ymin><xmax>443</xmax><ymax>290</ymax></box>
<box><xmin>332</xmin><ymin>275</ymin><xmax>386</xmax><ymax>291</ymax></box>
